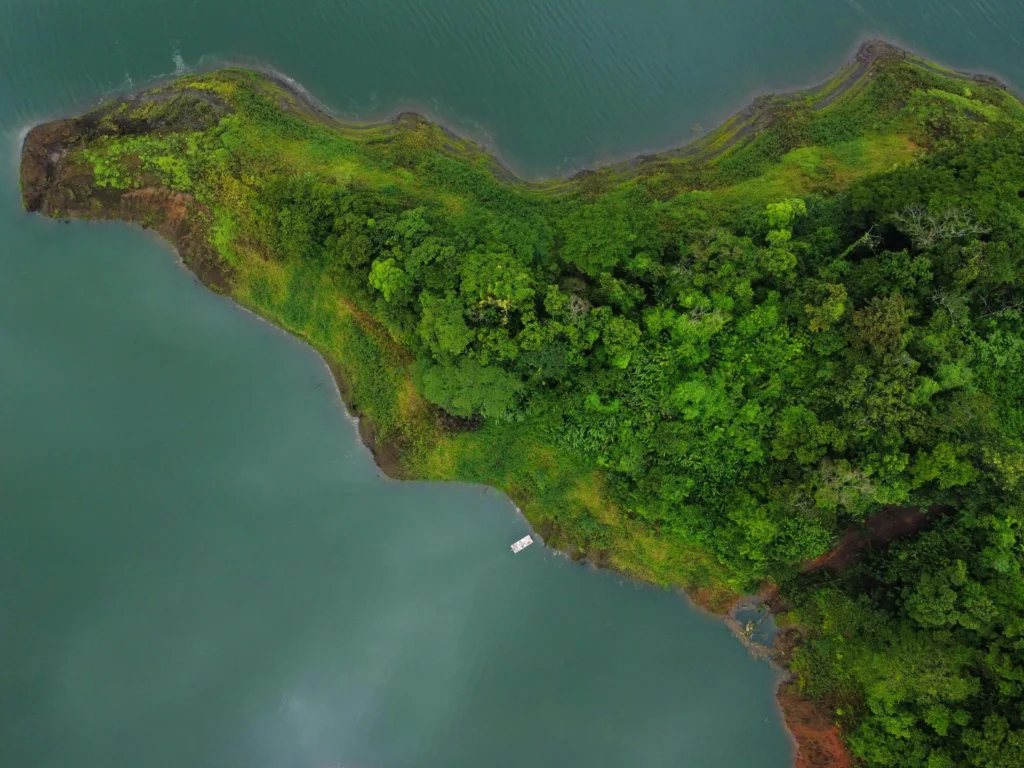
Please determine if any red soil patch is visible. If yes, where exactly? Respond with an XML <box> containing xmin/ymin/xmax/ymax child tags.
<box><xmin>777</xmin><ymin>683</ymin><xmax>854</xmax><ymax>768</ymax></box>
<box><xmin>689</xmin><ymin>586</ymin><xmax>742</xmax><ymax>614</ymax></box>
<box><xmin>804</xmin><ymin>504</ymin><xmax>952</xmax><ymax>573</ymax></box>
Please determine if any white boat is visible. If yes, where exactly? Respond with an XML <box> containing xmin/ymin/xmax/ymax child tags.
<box><xmin>510</xmin><ymin>535</ymin><xmax>533</xmax><ymax>554</ymax></box>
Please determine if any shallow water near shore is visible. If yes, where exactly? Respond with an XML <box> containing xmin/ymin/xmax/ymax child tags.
<box><xmin>2</xmin><ymin>1</ymin><xmax>1023</xmax><ymax>766</ymax></box>
<box><xmin>0</xmin><ymin>207</ymin><xmax>791</xmax><ymax>768</ymax></box>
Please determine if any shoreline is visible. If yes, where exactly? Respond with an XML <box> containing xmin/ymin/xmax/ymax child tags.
<box><xmin>20</xmin><ymin>39</ymin><xmax>1002</xmax><ymax>767</ymax></box>
<box><xmin>12</xmin><ymin>42</ymin><xmax>893</xmax><ymax>768</ymax></box>
<box><xmin>22</xmin><ymin>36</ymin><xmax>1013</xmax><ymax>190</ymax></box>
<box><xmin>226</xmin><ymin>35</ymin><xmax>1017</xmax><ymax>183</ymax></box>
<box><xmin>250</xmin><ymin>38</ymin><xmax>1011</xmax><ymax>193</ymax></box>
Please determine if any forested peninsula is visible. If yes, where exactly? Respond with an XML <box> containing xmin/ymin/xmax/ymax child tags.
<box><xmin>21</xmin><ymin>41</ymin><xmax>1024</xmax><ymax>768</ymax></box>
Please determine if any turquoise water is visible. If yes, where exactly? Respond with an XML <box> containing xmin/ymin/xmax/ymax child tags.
<box><xmin>2</xmin><ymin>1</ymin><xmax>1021</xmax><ymax>766</ymax></box>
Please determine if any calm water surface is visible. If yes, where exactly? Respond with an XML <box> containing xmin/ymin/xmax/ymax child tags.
<box><xmin>2</xmin><ymin>1</ymin><xmax>1021</xmax><ymax>766</ymax></box>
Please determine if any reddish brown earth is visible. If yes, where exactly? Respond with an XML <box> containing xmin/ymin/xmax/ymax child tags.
<box><xmin>690</xmin><ymin>587</ymin><xmax>742</xmax><ymax>614</ymax></box>
<box><xmin>777</xmin><ymin>683</ymin><xmax>854</xmax><ymax>768</ymax></box>
<box><xmin>804</xmin><ymin>504</ymin><xmax>952</xmax><ymax>573</ymax></box>
<box><xmin>20</xmin><ymin>104</ymin><xmax>418</xmax><ymax>487</ymax></box>
<box><xmin>776</xmin><ymin>503</ymin><xmax>955</xmax><ymax>767</ymax></box>
<box><xmin>19</xmin><ymin>106</ymin><xmax>232</xmax><ymax>294</ymax></box>
<box><xmin>769</xmin><ymin>629</ymin><xmax>854</xmax><ymax>768</ymax></box>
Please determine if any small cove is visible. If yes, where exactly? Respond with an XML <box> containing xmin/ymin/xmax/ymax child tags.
<box><xmin>0</xmin><ymin>213</ymin><xmax>790</xmax><ymax>768</ymax></box>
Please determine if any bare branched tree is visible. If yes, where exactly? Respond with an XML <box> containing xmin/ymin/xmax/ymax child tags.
<box><xmin>892</xmin><ymin>206</ymin><xmax>990</xmax><ymax>250</ymax></box>
<box><xmin>837</xmin><ymin>225</ymin><xmax>881</xmax><ymax>260</ymax></box>
<box><xmin>815</xmin><ymin>458</ymin><xmax>875</xmax><ymax>514</ymax></box>
<box><xmin>689</xmin><ymin>305</ymin><xmax>709</xmax><ymax>322</ymax></box>
<box><xmin>979</xmin><ymin>294</ymin><xmax>1024</xmax><ymax>319</ymax></box>
<box><xmin>861</xmin><ymin>226</ymin><xmax>882</xmax><ymax>253</ymax></box>
<box><xmin>669</xmin><ymin>262</ymin><xmax>692</xmax><ymax>281</ymax></box>
<box><xmin>568</xmin><ymin>293</ymin><xmax>591</xmax><ymax>318</ymax></box>
<box><xmin>932</xmin><ymin>289</ymin><xmax>971</xmax><ymax>326</ymax></box>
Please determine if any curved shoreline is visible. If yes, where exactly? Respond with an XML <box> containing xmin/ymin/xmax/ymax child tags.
<box><xmin>22</xmin><ymin>39</ymin><xmax>1017</xmax><ymax>768</ymax></box>
<box><xmin>248</xmin><ymin>39</ymin><xmax>1010</xmax><ymax>194</ymax></box>
<box><xmin>27</xmin><ymin>37</ymin><xmax>1012</xmax><ymax>191</ymax></box>
<box><xmin>226</xmin><ymin>35</ymin><xmax>1016</xmax><ymax>184</ymax></box>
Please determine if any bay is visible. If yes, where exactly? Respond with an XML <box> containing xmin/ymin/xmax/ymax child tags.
<box><xmin>2</xmin><ymin>1</ymin><xmax>1021</xmax><ymax>766</ymax></box>
<box><xmin>0</xmin><ymin>211</ymin><xmax>787</xmax><ymax>768</ymax></box>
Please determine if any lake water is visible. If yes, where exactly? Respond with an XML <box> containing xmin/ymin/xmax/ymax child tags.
<box><xmin>1</xmin><ymin>2</ymin><xmax>1020</xmax><ymax>767</ymax></box>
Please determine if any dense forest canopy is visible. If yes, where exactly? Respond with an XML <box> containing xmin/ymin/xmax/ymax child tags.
<box><xmin>23</xmin><ymin>47</ymin><xmax>1024</xmax><ymax>766</ymax></box>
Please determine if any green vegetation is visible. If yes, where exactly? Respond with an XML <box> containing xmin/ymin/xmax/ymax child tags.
<box><xmin>34</xmin><ymin>49</ymin><xmax>1024</xmax><ymax>766</ymax></box>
